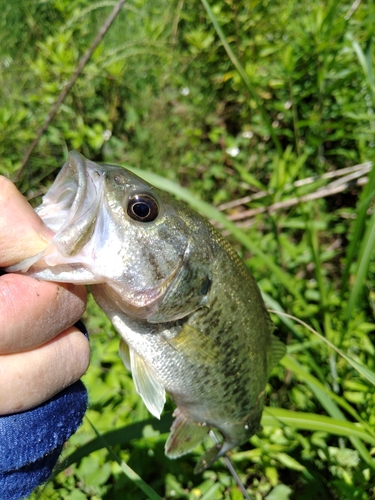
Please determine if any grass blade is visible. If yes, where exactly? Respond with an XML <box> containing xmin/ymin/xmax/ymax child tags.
<box><xmin>343</xmin><ymin>36</ymin><xmax>375</xmax><ymax>314</ymax></box>
<box><xmin>270</xmin><ymin>310</ymin><xmax>375</xmax><ymax>388</ymax></box>
<box><xmin>261</xmin><ymin>408</ymin><xmax>375</xmax><ymax>448</ymax></box>
<box><xmin>352</xmin><ymin>37</ymin><xmax>375</xmax><ymax>109</ymax></box>
<box><xmin>342</xmin><ymin>161</ymin><xmax>375</xmax><ymax>298</ymax></box>
<box><xmin>262</xmin><ymin>291</ymin><xmax>304</xmax><ymax>341</ymax></box>
<box><xmin>346</xmin><ymin>203</ymin><xmax>375</xmax><ymax>319</ymax></box>
<box><xmin>281</xmin><ymin>354</ymin><xmax>375</xmax><ymax>469</ymax></box>
<box><xmin>62</xmin><ymin>413</ymin><xmax>173</xmax><ymax>468</ymax></box>
<box><xmin>281</xmin><ymin>354</ymin><xmax>374</xmax><ymax>435</ymax></box>
<box><xmin>85</xmin><ymin>416</ymin><xmax>164</xmax><ymax>500</ymax></box>
<box><xmin>117</xmin><ymin>460</ymin><xmax>163</xmax><ymax>500</ymax></box>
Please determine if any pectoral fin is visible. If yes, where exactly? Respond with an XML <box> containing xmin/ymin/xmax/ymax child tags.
<box><xmin>165</xmin><ymin>409</ymin><xmax>210</xmax><ymax>458</ymax></box>
<box><xmin>129</xmin><ymin>348</ymin><xmax>166</xmax><ymax>419</ymax></box>
<box><xmin>119</xmin><ymin>339</ymin><xmax>131</xmax><ymax>371</ymax></box>
<box><xmin>163</xmin><ymin>323</ymin><xmax>221</xmax><ymax>366</ymax></box>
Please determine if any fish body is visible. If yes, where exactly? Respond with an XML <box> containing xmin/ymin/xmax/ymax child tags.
<box><xmin>11</xmin><ymin>152</ymin><xmax>285</xmax><ymax>471</ymax></box>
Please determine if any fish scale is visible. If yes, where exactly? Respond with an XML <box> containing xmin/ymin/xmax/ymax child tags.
<box><xmin>9</xmin><ymin>151</ymin><xmax>286</xmax><ymax>472</ymax></box>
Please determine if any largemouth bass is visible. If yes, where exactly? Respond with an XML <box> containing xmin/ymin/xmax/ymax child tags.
<box><xmin>10</xmin><ymin>152</ymin><xmax>285</xmax><ymax>472</ymax></box>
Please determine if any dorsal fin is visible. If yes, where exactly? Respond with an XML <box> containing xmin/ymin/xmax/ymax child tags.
<box><xmin>269</xmin><ymin>334</ymin><xmax>286</xmax><ymax>372</ymax></box>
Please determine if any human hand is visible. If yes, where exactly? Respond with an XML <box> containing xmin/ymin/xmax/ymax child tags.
<box><xmin>0</xmin><ymin>176</ymin><xmax>90</xmax><ymax>415</ymax></box>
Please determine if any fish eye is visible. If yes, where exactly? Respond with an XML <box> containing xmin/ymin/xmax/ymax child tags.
<box><xmin>127</xmin><ymin>194</ymin><xmax>159</xmax><ymax>222</ymax></box>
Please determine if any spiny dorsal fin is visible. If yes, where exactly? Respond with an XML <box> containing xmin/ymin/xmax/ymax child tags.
<box><xmin>269</xmin><ymin>334</ymin><xmax>286</xmax><ymax>372</ymax></box>
<box><xmin>165</xmin><ymin>409</ymin><xmax>210</xmax><ymax>458</ymax></box>
<box><xmin>120</xmin><ymin>345</ymin><xmax>166</xmax><ymax>419</ymax></box>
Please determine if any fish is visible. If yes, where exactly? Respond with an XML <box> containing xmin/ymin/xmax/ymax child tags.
<box><xmin>9</xmin><ymin>151</ymin><xmax>285</xmax><ymax>472</ymax></box>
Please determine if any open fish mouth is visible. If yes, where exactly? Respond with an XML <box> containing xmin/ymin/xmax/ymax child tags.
<box><xmin>8</xmin><ymin>152</ymin><xmax>105</xmax><ymax>278</ymax></box>
<box><xmin>36</xmin><ymin>151</ymin><xmax>104</xmax><ymax>249</ymax></box>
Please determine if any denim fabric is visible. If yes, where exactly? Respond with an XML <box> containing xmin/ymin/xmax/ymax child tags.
<box><xmin>0</xmin><ymin>380</ymin><xmax>88</xmax><ymax>500</ymax></box>
<box><xmin>0</xmin><ymin>321</ymin><xmax>89</xmax><ymax>500</ymax></box>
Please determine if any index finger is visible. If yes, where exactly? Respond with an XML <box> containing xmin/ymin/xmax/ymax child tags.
<box><xmin>0</xmin><ymin>176</ymin><xmax>53</xmax><ymax>267</ymax></box>
<box><xmin>0</xmin><ymin>273</ymin><xmax>87</xmax><ymax>353</ymax></box>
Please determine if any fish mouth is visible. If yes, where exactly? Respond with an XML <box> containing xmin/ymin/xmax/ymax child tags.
<box><xmin>36</xmin><ymin>151</ymin><xmax>104</xmax><ymax>250</ymax></box>
<box><xmin>35</xmin><ymin>150</ymin><xmax>90</xmax><ymax>233</ymax></box>
<box><xmin>38</xmin><ymin>151</ymin><xmax>107</xmax><ymax>263</ymax></box>
<box><xmin>7</xmin><ymin>151</ymin><xmax>105</xmax><ymax>277</ymax></box>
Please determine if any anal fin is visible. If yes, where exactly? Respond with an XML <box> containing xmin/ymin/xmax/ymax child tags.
<box><xmin>165</xmin><ymin>408</ymin><xmax>210</xmax><ymax>458</ymax></box>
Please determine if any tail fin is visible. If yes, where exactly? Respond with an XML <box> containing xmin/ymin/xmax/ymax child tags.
<box><xmin>194</xmin><ymin>436</ymin><xmax>235</xmax><ymax>473</ymax></box>
<box><xmin>194</xmin><ymin>443</ymin><xmax>223</xmax><ymax>473</ymax></box>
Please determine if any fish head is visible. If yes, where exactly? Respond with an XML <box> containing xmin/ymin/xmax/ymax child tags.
<box><xmin>10</xmin><ymin>152</ymin><xmax>211</xmax><ymax>321</ymax></box>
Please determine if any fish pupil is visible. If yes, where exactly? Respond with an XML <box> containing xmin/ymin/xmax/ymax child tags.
<box><xmin>127</xmin><ymin>194</ymin><xmax>159</xmax><ymax>222</ymax></box>
<box><xmin>133</xmin><ymin>202</ymin><xmax>150</xmax><ymax>218</ymax></box>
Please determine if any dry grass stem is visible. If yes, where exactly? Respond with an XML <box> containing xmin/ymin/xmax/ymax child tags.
<box><xmin>215</xmin><ymin>163</ymin><xmax>371</xmax><ymax>231</ymax></box>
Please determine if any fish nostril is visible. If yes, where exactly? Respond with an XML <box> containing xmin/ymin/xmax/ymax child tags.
<box><xmin>114</xmin><ymin>174</ymin><xmax>126</xmax><ymax>185</ymax></box>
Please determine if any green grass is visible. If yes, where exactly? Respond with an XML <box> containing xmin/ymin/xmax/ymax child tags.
<box><xmin>1</xmin><ymin>0</ymin><xmax>375</xmax><ymax>498</ymax></box>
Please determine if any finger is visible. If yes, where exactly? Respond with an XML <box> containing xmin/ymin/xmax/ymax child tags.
<box><xmin>0</xmin><ymin>326</ymin><xmax>90</xmax><ymax>415</ymax></box>
<box><xmin>0</xmin><ymin>274</ymin><xmax>87</xmax><ymax>353</ymax></box>
<box><xmin>0</xmin><ymin>176</ymin><xmax>53</xmax><ymax>267</ymax></box>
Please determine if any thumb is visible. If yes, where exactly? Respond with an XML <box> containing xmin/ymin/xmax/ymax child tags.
<box><xmin>0</xmin><ymin>177</ymin><xmax>53</xmax><ymax>267</ymax></box>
